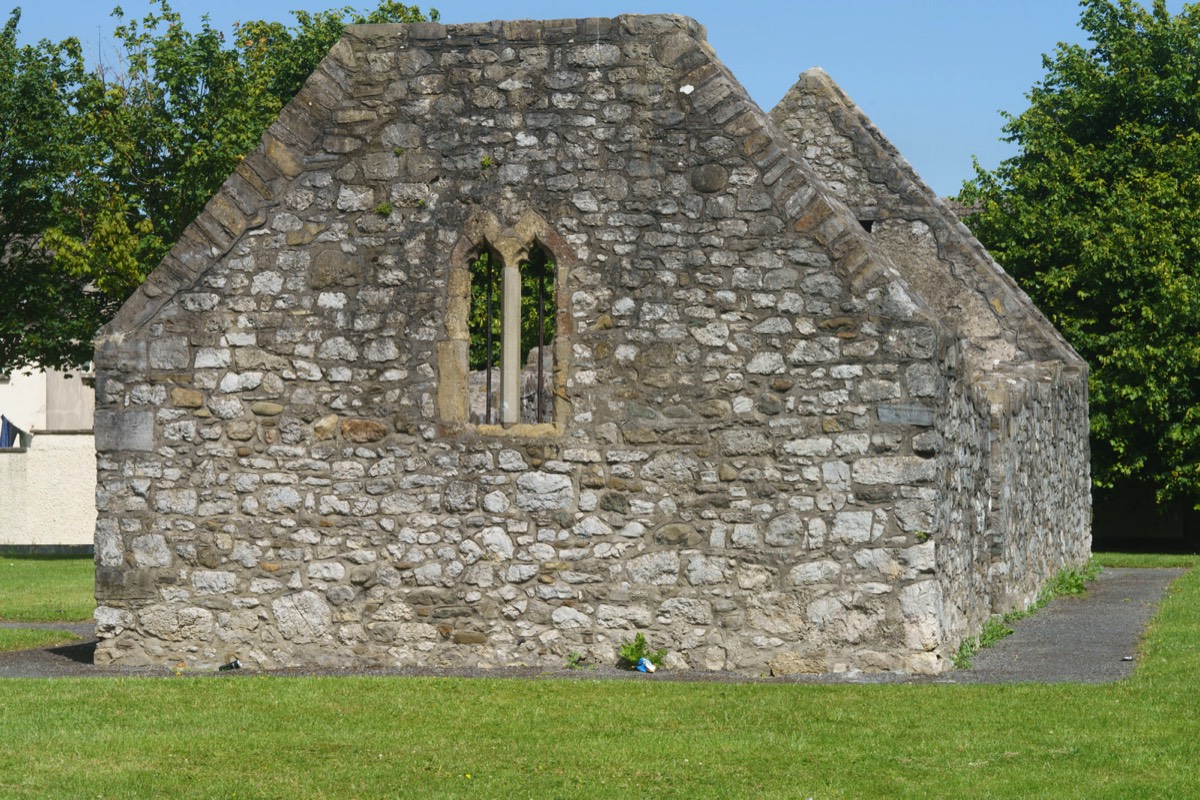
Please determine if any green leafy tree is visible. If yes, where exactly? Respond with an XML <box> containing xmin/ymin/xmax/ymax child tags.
<box><xmin>2</xmin><ymin>0</ymin><xmax>435</xmax><ymax>372</ymax></box>
<box><xmin>0</xmin><ymin>10</ymin><xmax>101</xmax><ymax>370</ymax></box>
<box><xmin>960</xmin><ymin>0</ymin><xmax>1200</xmax><ymax>507</ymax></box>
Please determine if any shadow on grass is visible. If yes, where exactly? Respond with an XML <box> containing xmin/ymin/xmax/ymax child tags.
<box><xmin>47</xmin><ymin>639</ymin><xmax>96</xmax><ymax>666</ymax></box>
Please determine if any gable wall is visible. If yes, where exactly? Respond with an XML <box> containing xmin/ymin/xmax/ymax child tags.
<box><xmin>90</xmin><ymin>16</ymin><xmax>1086</xmax><ymax>676</ymax></box>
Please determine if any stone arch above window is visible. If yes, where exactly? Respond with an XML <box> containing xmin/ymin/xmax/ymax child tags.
<box><xmin>439</xmin><ymin>210</ymin><xmax>574</xmax><ymax>433</ymax></box>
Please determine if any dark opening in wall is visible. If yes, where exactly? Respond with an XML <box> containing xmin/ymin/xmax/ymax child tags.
<box><xmin>519</xmin><ymin>244</ymin><xmax>556</xmax><ymax>424</ymax></box>
<box><xmin>859</xmin><ymin>219</ymin><xmax>874</xmax><ymax>233</ymax></box>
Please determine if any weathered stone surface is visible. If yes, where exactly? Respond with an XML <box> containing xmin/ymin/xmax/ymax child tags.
<box><xmin>93</xmin><ymin>15</ymin><xmax>1090</xmax><ymax>678</ymax></box>
<box><xmin>340</xmin><ymin>419</ymin><xmax>388</xmax><ymax>442</ymax></box>
<box><xmin>130</xmin><ymin>534</ymin><xmax>172</xmax><ymax>568</ymax></box>
<box><xmin>515</xmin><ymin>472</ymin><xmax>573</xmax><ymax>511</ymax></box>
<box><xmin>94</xmin><ymin>410</ymin><xmax>154</xmax><ymax>452</ymax></box>
<box><xmin>654</xmin><ymin>523</ymin><xmax>702</xmax><ymax>547</ymax></box>
<box><xmin>272</xmin><ymin>591</ymin><xmax>333</xmax><ymax>644</ymax></box>
<box><xmin>171</xmin><ymin>388</ymin><xmax>205</xmax><ymax>408</ymax></box>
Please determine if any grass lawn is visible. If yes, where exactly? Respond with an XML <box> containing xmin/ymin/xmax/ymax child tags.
<box><xmin>0</xmin><ymin>555</ymin><xmax>95</xmax><ymax>621</ymax></box>
<box><xmin>0</xmin><ymin>553</ymin><xmax>1194</xmax><ymax>798</ymax></box>
<box><xmin>0</xmin><ymin>628</ymin><xmax>81</xmax><ymax>653</ymax></box>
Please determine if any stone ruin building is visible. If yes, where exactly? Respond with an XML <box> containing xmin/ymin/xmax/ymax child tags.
<box><xmin>91</xmin><ymin>15</ymin><xmax>1092</xmax><ymax>675</ymax></box>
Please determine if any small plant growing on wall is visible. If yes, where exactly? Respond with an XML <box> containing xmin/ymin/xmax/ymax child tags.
<box><xmin>374</xmin><ymin>201</ymin><xmax>393</xmax><ymax>217</ymax></box>
<box><xmin>618</xmin><ymin>632</ymin><xmax>665</xmax><ymax>670</ymax></box>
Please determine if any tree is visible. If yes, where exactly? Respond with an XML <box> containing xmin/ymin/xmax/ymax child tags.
<box><xmin>0</xmin><ymin>1</ymin><xmax>435</xmax><ymax>373</ymax></box>
<box><xmin>0</xmin><ymin>9</ymin><xmax>102</xmax><ymax>370</ymax></box>
<box><xmin>959</xmin><ymin>0</ymin><xmax>1200</xmax><ymax>508</ymax></box>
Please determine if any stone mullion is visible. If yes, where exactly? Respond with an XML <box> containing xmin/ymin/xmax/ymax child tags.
<box><xmin>495</xmin><ymin>242</ymin><xmax>526</xmax><ymax>425</ymax></box>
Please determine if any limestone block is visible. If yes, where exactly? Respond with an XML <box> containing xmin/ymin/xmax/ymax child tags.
<box><xmin>155</xmin><ymin>489</ymin><xmax>198</xmax><ymax>515</ymax></box>
<box><xmin>130</xmin><ymin>534</ymin><xmax>172</xmax><ymax>568</ymax></box>
<box><xmin>94</xmin><ymin>606</ymin><xmax>134</xmax><ymax>636</ymax></box>
<box><xmin>877</xmin><ymin>403</ymin><xmax>935</xmax><ymax>427</ymax></box>
<box><xmin>206</xmin><ymin>397</ymin><xmax>243</xmax><ymax>420</ymax></box>
<box><xmin>506</xmin><ymin>564</ymin><xmax>539</xmax><ymax>583</ymax></box>
<box><xmin>336</xmin><ymin>185</ymin><xmax>374</xmax><ymax>211</ymax></box>
<box><xmin>657</xmin><ymin>598</ymin><xmax>713</xmax><ymax>625</ymax></box>
<box><xmin>551</xmin><ymin>606</ymin><xmax>591</xmax><ymax>630</ymax></box>
<box><xmin>626</xmin><ymin>551</ymin><xmax>680</xmax><ymax>585</ymax></box>
<box><xmin>903</xmin><ymin>542</ymin><xmax>936</xmax><ymax>574</ymax></box>
<box><xmin>783</xmin><ymin>437</ymin><xmax>833</xmax><ymax>457</ymax></box>
<box><xmin>482</xmin><ymin>490</ymin><xmax>510</xmax><ymax>513</ymax></box>
<box><xmin>718</xmin><ymin>429</ymin><xmax>773</xmax><ymax>456</ymax></box>
<box><xmin>149</xmin><ymin>336</ymin><xmax>189</xmax><ymax>369</ymax></box>
<box><xmin>730</xmin><ymin>523</ymin><xmax>759</xmax><ymax>548</ymax></box>
<box><xmin>831</xmin><ymin>511</ymin><xmax>874</xmax><ymax>544</ymax></box>
<box><xmin>307</xmin><ymin>561</ymin><xmax>346</xmax><ymax>581</ymax></box>
<box><xmin>765</xmin><ymin>512</ymin><xmax>805</xmax><ymax>547</ymax></box>
<box><xmin>141</xmin><ymin>605</ymin><xmax>214</xmax><ymax>642</ymax></box>
<box><xmin>686</xmin><ymin>555</ymin><xmax>726</xmax><ymax>586</ymax></box>
<box><xmin>94</xmin><ymin>410</ymin><xmax>155</xmax><ymax>452</ymax></box>
<box><xmin>480</xmin><ymin>527</ymin><xmax>514</xmax><ymax>560</ymax></box>
<box><xmin>746</xmin><ymin>352</ymin><xmax>785</xmax><ymax>374</ymax></box>
<box><xmin>573</xmin><ymin>516</ymin><xmax>613</xmax><ymax>537</ymax></box>
<box><xmin>95</xmin><ymin>520</ymin><xmax>124</xmax><ymax>568</ymax></box>
<box><xmin>769</xmin><ymin>652</ymin><xmax>825</xmax><ymax>676</ymax></box>
<box><xmin>596</xmin><ymin>604</ymin><xmax>653</xmax><ymax>628</ymax></box>
<box><xmin>263</xmin><ymin>487</ymin><xmax>302</xmax><ymax>512</ymax></box>
<box><xmin>444</xmin><ymin>481</ymin><xmax>478</xmax><ymax>512</ymax></box>
<box><xmin>788</xmin><ymin>560</ymin><xmax>840</xmax><ymax>584</ymax></box>
<box><xmin>736</xmin><ymin>564</ymin><xmax>772</xmax><ymax>591</ymax></box>
<box><xmin>852</xmin><ymin>456</ymin><xmax>937</xmax><ymax>486</ymax></box>
<box><xmin>192</xmin><ymin>570</ymin><xmax>237</xmax><ymax>594</ymax></box>
<box><xmin>272</xmin><ymin>591</ymin><xmax>333</xmax><ymax>644</ymax></box>
<box><xmin>899</xmin><ymin>580</ymin><xmax>944</xmax><ymax>651</ymax></box>
<box><xmin>515</xmin><ymin>472</ymin><xmax>574</xmax><ymax>511</ymax></box>
<box><xmin>319</xmin><ymin>337</ymin><xmax>359</xmax><ymax>361</ymax></box>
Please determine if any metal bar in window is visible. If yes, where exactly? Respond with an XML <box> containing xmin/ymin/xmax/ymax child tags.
<box><xmin>537</xmin><ymin>265</ymin><xmax>545</xmax><ymax>423</ymax></box>
<box><xmin>485</xmin><ymin>252</ymin><xmax>494</xmax><ymax>425</ymax></box>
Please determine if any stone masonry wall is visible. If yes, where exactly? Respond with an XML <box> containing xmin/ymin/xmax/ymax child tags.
<box><xmin>91</xmin><ymin>16</ymin><xmax>1090</xmax><ymax>676</ymax></box>
<box><xmin>771</xmin><ymin>68</ymin><xmax>1093</xmax><ymax>648</ymax></box>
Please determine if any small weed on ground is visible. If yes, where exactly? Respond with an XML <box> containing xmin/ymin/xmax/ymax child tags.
<box><xmin>618</xmin><ymin>632</ymin><xmax>665</xmax><ymax>669</ymax></box>
<box><xmin>563</xmin><ymin>651</ymin><xmax>590</xmax><ymax>670</ymax></box>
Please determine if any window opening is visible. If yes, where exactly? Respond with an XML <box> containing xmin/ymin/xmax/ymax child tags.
<box><xmin>469</xmin><ymin>250</ymin><xmax>501</xmax><ymax>424</ymax></box>
<box><xmin>520</xmin><ymin>244</ymin><xmax>556</xmax><ymax>424</ymax></box>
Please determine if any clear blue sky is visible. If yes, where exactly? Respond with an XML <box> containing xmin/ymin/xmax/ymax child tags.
<box><xmin>9</xmin><ymin>1</ymin><xmax>1183</xmax><ymax>196</ymax></box>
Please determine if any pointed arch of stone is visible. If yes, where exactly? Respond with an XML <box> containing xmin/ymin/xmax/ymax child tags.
<box><xmin>438</xmin><ymin>209</ymin><xmax>576</xmax><ymax>430</ymax></box>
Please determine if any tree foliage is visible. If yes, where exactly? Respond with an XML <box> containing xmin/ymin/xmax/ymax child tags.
<box><xmin>467</xmin><ymin>250</ymin><xmax>557</xmax><ymax>372</ymax></box>
<box><xmin>0</xmin><ymin>0</ymin><xmax>434</xmax><ymax>372</ymax></box>
<box><xmin>0</xmin><ymin>9</ymin><xmax>101</xmax><ymax>369</ymax></box>
<box><xmin>960</xmin><ymin>0</ymin><xmax>1200</xmax><ymax>505</ymax></box>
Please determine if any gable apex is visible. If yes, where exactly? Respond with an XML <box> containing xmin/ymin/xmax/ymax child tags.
<box><xmin>771</xmin><ymin>67</ymin><xmax>1083</xmax><ymax>372</ymax></box>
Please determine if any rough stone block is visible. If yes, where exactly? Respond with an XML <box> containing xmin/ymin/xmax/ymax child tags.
<box><xmin>94</xmin><ymin>410</ymin><xmax>155</xmax><ymax>452</ymax></box>
<box><xmin>877</xmin><ymin>403</ymin><xmax>936</xmax><ymax>427</ymax></box>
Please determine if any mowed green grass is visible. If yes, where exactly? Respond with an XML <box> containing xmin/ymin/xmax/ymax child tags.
<box><xmin>0</xmin><ymin>555</ymin><xmax>95</xmax><ymax>621</ymax></box>
<box><xmin>0</xmin><ymin>553</ymin><xmax>1194</xmax><ymax>798</ymax></box>
<box><xmin>0</xmin><ymin>627</ymin><xmax>80</xmax><ymax>653</ymax></box>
